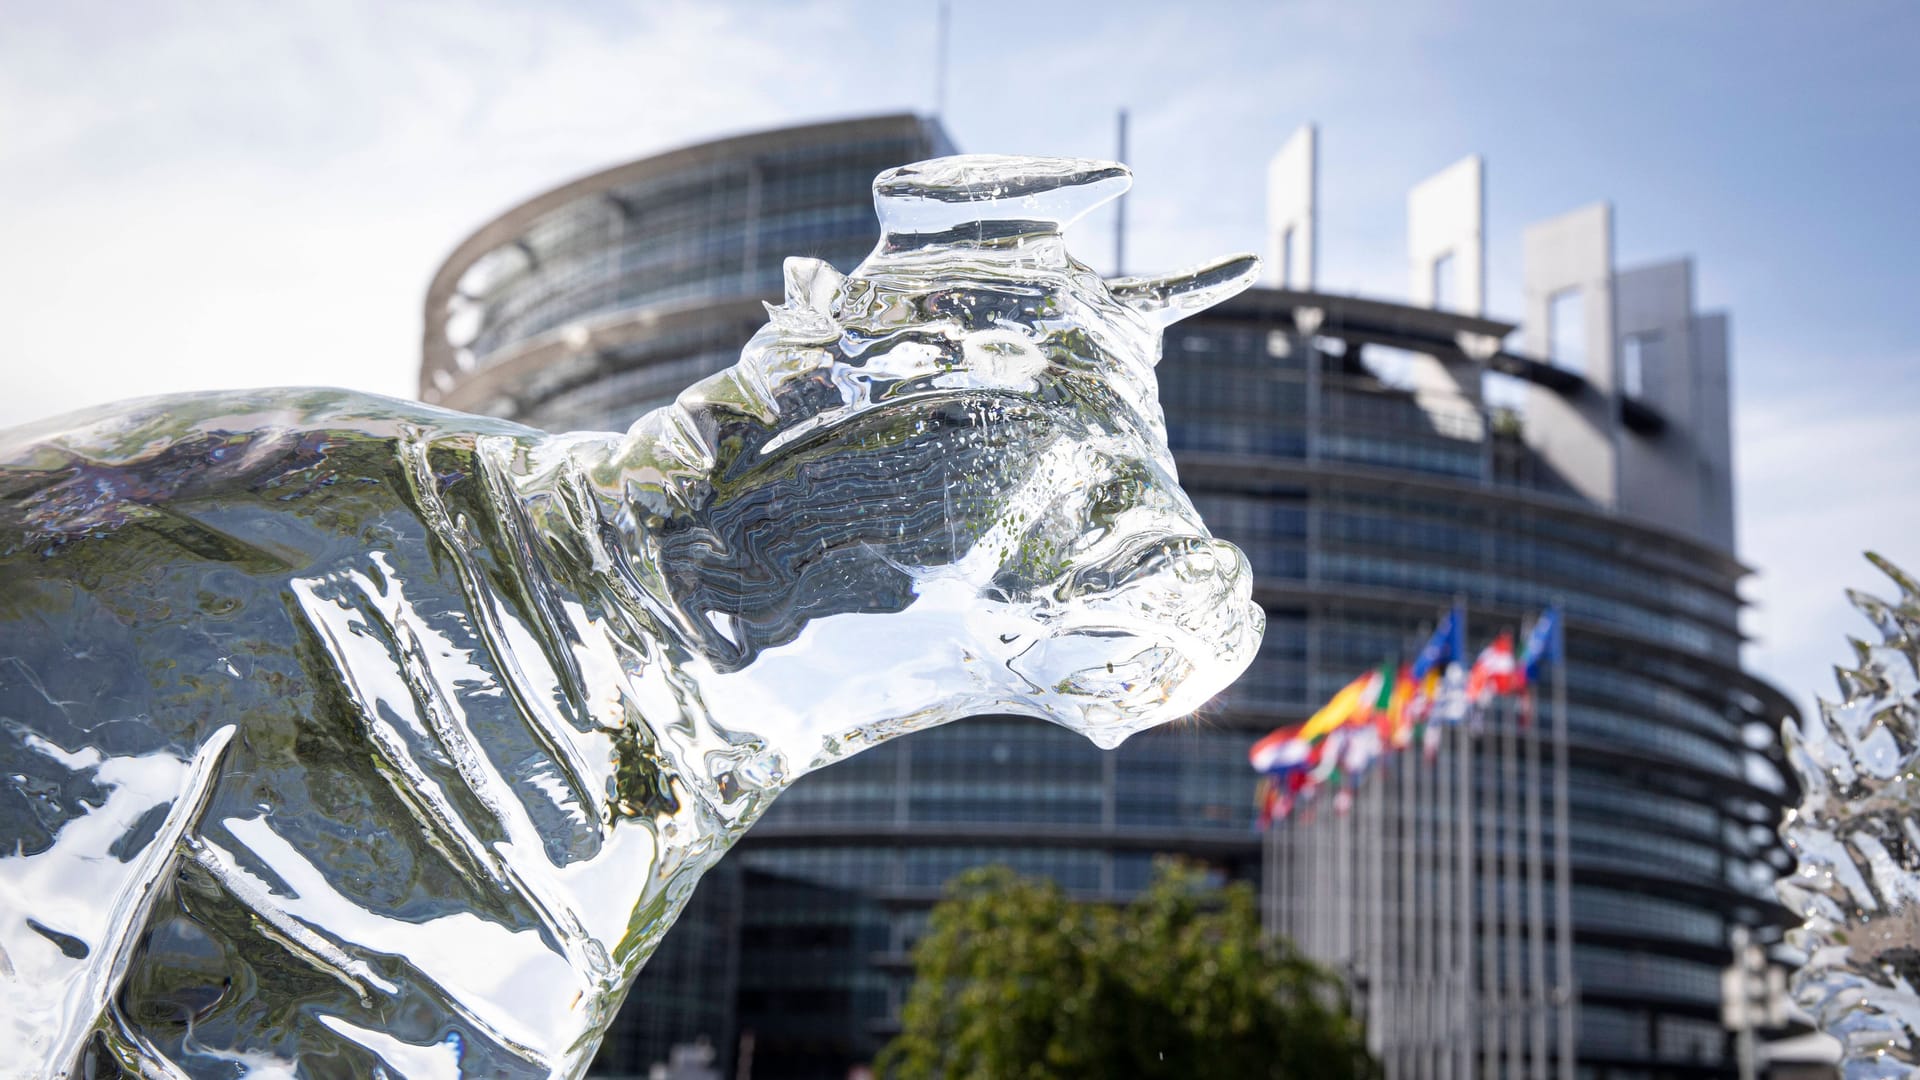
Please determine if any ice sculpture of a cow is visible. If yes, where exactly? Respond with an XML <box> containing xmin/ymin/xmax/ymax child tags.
<box><xmin>0</xmin><ymin>156</ymin><xmax>1263</xmax><ymax>1078</ymax></box>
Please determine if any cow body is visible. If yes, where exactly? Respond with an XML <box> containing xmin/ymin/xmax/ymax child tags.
<box><xmin>0</xmin><ymin>395</ymin><xmax>725</xmax><ymax>1076</ymax></box>
<box><xmin>0</xmin><ymin>155</ymin><xmax>1264</xmax><ymax>1078</ymax></box>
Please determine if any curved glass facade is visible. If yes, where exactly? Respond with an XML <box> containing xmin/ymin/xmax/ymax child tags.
<box><xmin>424</xmin><ymin>116</ymin><xmax>1796</xmax><ymax>1079</ymax></box>
<box><xmin>428</xmin><ymin>116</ymin><xmax>955</xmax><ymax>1079</ymax></box>
<box><xmin>1165</xmin><ymin>307</ymin><xmax>1793</xmax><ymax>1077</ymax></box>
<box><xmin>421</xmin><ymin>113</ymin><xmax>955</xmax><ymax>410</ymax></box>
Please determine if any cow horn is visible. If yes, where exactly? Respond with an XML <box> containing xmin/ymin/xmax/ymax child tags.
<box><xmin>1108</xmin><ymin>253</ymin><xmax>1261</xmax><ymax>333</ymax></box>
<box><xmin>782</xmin><ymin>256</ymin><xmax>845</xmax><ymax>312</ymax></box>
<box><xmin>871</xmin><ymin>155</ymin><xmax>1130</xmax><ymax>249</ymax></box>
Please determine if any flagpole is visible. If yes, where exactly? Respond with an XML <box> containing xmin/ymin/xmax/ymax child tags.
<box><xmin>1268</xmin><ymin>805</ymin><xmax>1281</xmax><ymax>939</ymax></box>
<box><xmin>1367</xmin><ymin>768</ymin><xmax>1384</xmax><ymax>1065</ymax></box>
<box><xmin>1407</xmin><ymin>743</ymin><xmax>1420</xmax><ymax>1080</ymax></box>
<box><xmin>1405</xmin><ymin>709</ymin><xmax>1422</xmax><ymax>1078</ymax></box>
<box><xmin>1374</xmin><ymin>751</ymin><xmax>1390</xmax><ymax>1065</ymax></box>
<box><xmin>1552</xmin><ymin>606</ymin><xmax>1574</xmax><ymax>1079</ymax></box>
<box><xmin>1340</xmin><ymin>771</ymin><xmax>1355</xmax><ymax>993</ymax></box>
<box><xmin>1261</xmin><ymin>802</ymin><xmax>1270</xmax><ymax>932</ymax></box>
<box><xmin>1312</xmin><ymin>785</ymin><xmax>1325</xmax><ymax>968</ymax></box>
<box><xmin>1436</xmin><ymin>714</ymin><xmax>1454</xmax><ymax>1080</ymax></box>
<box><xmin>1322</xmin><ymin>774</ymin><xmax>1335</xmax><ymax>973</ymax></box>
<box><xmin>1335</xmin><ymin>778</ymin><xmax>1347</xmax><ymax>978</ymax></box>
<box><xmin>1412</xmin><ymin>726</ymin><xmax>1428</xmax><ymax>1080</ymax></box>
<box><xmin>1297</xmin><ymin>810</ymin><xmax>1306</xmax><ymax>957</ymax></box>
<box><xmin>1483</xmin><ymin>691</ymin><xmax>1499</xmax><ymax>1074</ymax></box>
<box><xmin>1490</xmin><ymin>695</ymin><xmax>1506</xmax><ymax>1074</ymax></box>
<box><xmin>1526</xmin><ymin>678</ymin><xmax>1549</xmax><ymax>1077</ymax></box>
<box><xmin>1382</xmin><ymin>765</ymin><xmax>1396</xmax><ymax>1071</ymax></box>
<box><xmin>1285</xmin><ymin>809</ymin><xmax>1298</xmax><ymax>958</ymax></box>
<box><xmin>1453</xmin><ymin>601</ymin><xmax>1475</xmax><ymax>1080</ymax></box>
<box><xmin>1481</xmin><ymin>694</ymin><xmax>1501</xmax><ymax>1072</ymax></box>
<box><xmin>1318</xmin><ymin>795</ymin><xmax>1329</xmax><ymax>970</ymax></box>
<box><xmin>1308</xmin><ymin>777</ymin><xmax>1320</xmax><ymax>966</ymax></box>
<box><xmin>1333</xmin><ymin>780</ymin><xmax>1345</xmax><ymax>976</ymax></box>
<box><xmin>1422</xmin><ymin>738</ymin><xmax>1438</xmax><ymax>1080</ymax></box>
<box><xmin>1454</xmin><ymin>719</ymin><xmax>1473</xmax><ymax>1078</ymax></box>
<box><xmin>1505</xmin><ymin>691</ymin><xmax>1526</xmax><ymax>1074</ymax></box>
<box><xmin>1306</xmin><ymin>789</ymin><xmax>1319</xmax><ymax>964</ymax></box>
<box><xmin>1283</xmin><ymin>813</ymin><xmax>1293</xmax><ymax>946</ymax></box>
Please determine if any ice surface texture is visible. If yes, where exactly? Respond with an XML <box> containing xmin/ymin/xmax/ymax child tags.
<box><xmin>0</xmin><ymin>155</ymin><xmax>1263</xmax><ymax>1078</ymax></box>
<box><xmin>1781</xmin><ymin>556</ymin><xmax>1920</xmax><ymax>1076</ymax></box>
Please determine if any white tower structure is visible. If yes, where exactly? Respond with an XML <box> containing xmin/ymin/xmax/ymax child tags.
<box><xmin>1267</xmin><ymin>124</ymin><xmax>1317</xmax><ymax>290</ymax></box>
<box><xmin>1408</xmin><ymin>154</ymin><xmax>1486</xmax><ymax>316</ymax></box>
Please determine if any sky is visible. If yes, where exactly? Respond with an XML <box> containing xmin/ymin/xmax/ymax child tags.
<box><xmin>2</xmin><ymin>0</ymin><xmax>1916</xmax><ymax>720</ymax></box>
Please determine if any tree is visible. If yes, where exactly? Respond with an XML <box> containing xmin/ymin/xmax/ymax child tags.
<box><xmin>877</xmin><ymin>861</ymin><xmax>1377</xmax><ymax>1079</ymax></box>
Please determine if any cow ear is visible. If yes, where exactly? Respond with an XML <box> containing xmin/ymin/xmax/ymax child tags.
<box><xmin>783</xmin><ymin>256</ymin><xmax>845</xmax><ymax>312</ymax></box>
<box><xmin>1108</xmin><ymin>253</ymin><xmax>1260</xmax><ymax>330</ymax></box>
<box><xmin>874</xmin><ymin>155</ymin><xmax>1130</xmax><ymax>243</ymax></box>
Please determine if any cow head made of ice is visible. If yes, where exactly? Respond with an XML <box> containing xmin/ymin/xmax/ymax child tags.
<box><xmin>610</xmin><ymin>156</ymin><xmax>1265</xmax><ymax>776</ymax></box>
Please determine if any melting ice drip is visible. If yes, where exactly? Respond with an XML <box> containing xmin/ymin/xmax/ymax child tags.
<box><xmin>0</xmin><ymin>156</ymin><xmax>1264</xmax><ymax>1078</ymax></box>
<box><xmin>1780</xmin><ymin>556</ymin><xmax>1920</xmax><ymax>1076</ymax></box>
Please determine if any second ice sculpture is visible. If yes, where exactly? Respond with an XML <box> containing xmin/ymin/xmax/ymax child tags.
<box><xmin>1780</xmin><ymin>556</ymin><xmax>1920</xmax><ymax>1076</ymax></box>
<box><xmin>0</xmin><ymin>156</ymin><xmax>1264</xmax><ymax>1078</ymax></box>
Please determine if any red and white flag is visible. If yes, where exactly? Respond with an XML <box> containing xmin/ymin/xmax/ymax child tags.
<box><xmin>1467</xmin><ymin>631</ymin><xmax>1525</xmax><ymax>703</ymax></box>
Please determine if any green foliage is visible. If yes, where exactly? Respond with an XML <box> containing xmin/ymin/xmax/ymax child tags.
<box><xmin>877</xmin><ymin>861</ymin><xmax>1377</xmax><ymax>1080</ymax></box>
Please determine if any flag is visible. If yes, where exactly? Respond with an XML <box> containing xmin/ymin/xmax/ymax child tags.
<box><xmin>1367</xmin><ymin>660</ymin><xmax>1396</xmax><ymax>736</ymax></box>
<box><xmin>1341</xmin><ymin>668</ymin><xmax>1394</xmax><ymax>785</ymax></box>
<box><xmin>1431</xmin><ymin>662</ymin><xmax>1470</xmax><ymax>726</ymax></box>
<box><xmin>1276</xmin><ymin>727</ymin><xmax>1345</xmax><ymax>818</ymax></box>
<box><xmin>1521</xmin><ymin>606</ymin><xmax>1562</xmax><ymax>683</ymax></box>
<box><xmin>1411</xmin><ymin>605</ymin><xmax>1463</xmax><ymax>682</ymax></box>
<box><xmin>1263</xmin><ymin>770</ymin><xmax>1311</xmax><ymax>826</ymax></box>
<box><xmin>1284</xmin><ymin>767</ymin><xmax>1310</xmax><ymax>810</ymax></box>
<box><xmin>1306</xmin><ymin>727</ymin><xmax>1347</xmax><ymax>797</ymax></box>
<box><xmin>1410</xmin><ymin>605</ymin><xmax>1469</xmax><ymax>732</ymax></box>
<box><xmin>1409</xmin><ymin>666</ymin><xmax>1439</xmax><ymax>723</ymax></box>
<box><xmin>1385</xmin><ymin>664</ymin><xmax>1417</xmax><ymax>750</ymax></box>
<box><xmin>1343</xmin><ymin>719</ymin><xmax>1384</xmax><ymax>783</ymax></box>
<box><xmin>1250</xmin><ymin>671</ymin><xmax>1376</xmax><ymax>822</ymax></box>
<box><xmin>1298</xmin><ymin>673</ymin><xmax>1371</xmax><ymax>743</ymax></box>
<box><xmin>1467</xmin><ymin>631</ymin><xmax>1524</xmax><ymax>703</ymax></box>
<box><xmin>1249</xmin><ymin>723</ymin><xmax>1311</xmax><ymax>775</ymax></box>
<box><xmin>1249</xmin><ymin>670</ymin><xmax>1374</xmax><ymax>778</ymax></box>
<box><xmin>1269</xmin><ymin>787</ymin><xmax>1296</xmax><ymax>825</ymax></box>
<box><xmin>1348</xmin><ymin>665</ymin><xmax>1384</xmax><ymax>730</ymax></box>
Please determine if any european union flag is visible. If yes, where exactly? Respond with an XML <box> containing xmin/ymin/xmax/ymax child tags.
<box><xmin>1522</xmin><ymin>606</ymin><xmax>1562</xmax><ymax>682</ymax></box>
<box><xmin>1411</xmin><ymin>605</ymin><xmax>1464</xmax><ymax>681</ymax></box>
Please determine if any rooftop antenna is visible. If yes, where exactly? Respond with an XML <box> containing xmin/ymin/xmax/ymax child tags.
<box><xmin>934</xmin><ymin>0</ymin><xmax>951</xmax><ymax>118</ymax></box>
<box><xmin>1114</xmin><ymin>107</ymin><xmax>1129</xmax><ymax>276</ymax></box>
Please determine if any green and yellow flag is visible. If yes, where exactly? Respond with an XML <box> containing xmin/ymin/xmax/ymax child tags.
<box><xmin>1298</xmin><ymin>673</ymin><xmax>1370</xmax><ymax>743</ymax></box>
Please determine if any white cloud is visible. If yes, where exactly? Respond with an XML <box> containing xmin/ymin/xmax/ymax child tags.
<box><xmin>1738</xmin><ymin>375</ymin><xmax>1920</xmax><ymax>719</ymax></box>
<box><xmin>0</xmin><ymin>0</ymin><xmax>885</xmax><ymax>428</ymax></box>
<box><xmin>0</xmin><ymin>0</ymin><xmax>1460</xmax><ymax>426</ymax></box>
<box><xmin>1</xmin><ymin>0</ymin><xmax>1906</xmax><ymax>741</ymax></box>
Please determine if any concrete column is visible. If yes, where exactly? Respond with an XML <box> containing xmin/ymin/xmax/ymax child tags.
<box><xmin>1521</xmin><ymin>202</ymin><xmax>1619</xmax><ymax>509</ymax></box>
<box><xmin>1406</xmin><ymin>154</ymin><xmax>1489</xmax><ymax>485</ymax></box>
<box><xmin>1613</xmin><ymin>258</ymin><xmax>1737</xmax><ymax>553</ymax></box>
<box><xmin>1267</xmin><ymin>125</ymin><xmax>1318</xmax><ymax>290</ymax></box>
<box><xmin>1408</xmin><ymin>155</ymin><xmax>1486</xmax><ymax>316</ymax></box>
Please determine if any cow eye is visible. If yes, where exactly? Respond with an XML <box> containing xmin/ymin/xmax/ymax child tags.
<box><xmin>1088</xmin><ymin>475</ymin><xmax>1136</xmax><ymax>523</ymax></box>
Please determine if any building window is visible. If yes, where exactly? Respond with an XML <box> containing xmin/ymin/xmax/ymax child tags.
<box><xmin>1622</xmin><ymin>331</ymin><xmax>1660</xmax><ymax>399</ymax></box>
<box><xmin>1549</xmin><ymin>287</ymin><xmax>1585</xmax><ymax>372</ymax></box>
<box><xmin>1432</xmin><ymin>251</ymin><xmax>1457</xmax><ymax>312</ymax></box>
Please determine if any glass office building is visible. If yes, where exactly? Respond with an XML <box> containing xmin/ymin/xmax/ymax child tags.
<box><xmin>423</xmin><ymin>114</ymin><xmax>955</xmax><ymax>1077</ymax></box>
<box><xmin>1172</xmin><ymin>293</ymin><xmax>1797</xmax><ymax>1077</ymax></box>
<box><xmin>420</xmin><ymin>113</ymin><xmax>955</xmax><ymax>430</ymax></box>
<box><xmin>423</xmin><ymin>115</ymin><xmax>1797</xmax><ymax>1078</ymax></box>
